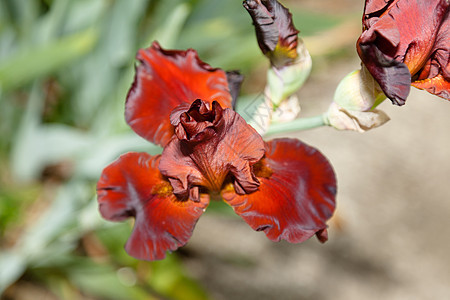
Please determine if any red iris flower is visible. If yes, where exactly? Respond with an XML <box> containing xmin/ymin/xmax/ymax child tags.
<box><xmin>97</xmin><ymin>42</ymin><xmax>336</xmax><ymax>261</ymax></box>
<box><xmin>357</xmin><ymin>0</ymin><xmax>449</xmax><ymax>105</ymax></box>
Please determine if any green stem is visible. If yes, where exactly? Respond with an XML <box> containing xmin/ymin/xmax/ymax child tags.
<box><xmin>265</xmin><ymin>114</ymin><xmax>327</xmax><ymax>136</ymax></box>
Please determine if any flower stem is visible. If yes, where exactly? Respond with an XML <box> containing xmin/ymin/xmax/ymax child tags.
<box><xmin>265</xmin><ymin>114</ymin><xmax>327</xmax><ymax>136</ymax></box>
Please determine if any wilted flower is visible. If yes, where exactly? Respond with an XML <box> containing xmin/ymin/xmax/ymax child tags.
<box><xmin>357</xmin><ymin>0</ymin><xmax>449</xmax><ymax>105</ymax></box>
<box><xmin>97</xmin><ymin>42</ymin><xmax>337</xmax><ymax>261</ymax></box>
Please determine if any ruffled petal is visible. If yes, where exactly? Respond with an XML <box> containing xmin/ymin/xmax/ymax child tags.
<box><xmin>412</xmin><ymin>74</ymin><xmax>450</xmax><ymax>100</ymax></box>
<box><xmin>222</xmin><ymin>138</ymin><xmax>336</xmax><ymax>243</ymax></box>
<box><xmin>363</xmin><ymin>0</ymin><xmax>395</xmax><ymax>15</ymax></box>
<box><xmin>125</xmin><ymin>42</ymin><xmax>233</xmax><ymax>146</ymax></box>
<box><xmin>243</xmin><ymin>0</ymin><xmax>299</xmax><ymax>68</ymax></box>
<box><xmin>412</xmin><ymin>11</ymin><xmax>450</xmax><ymax>100</ymax></box>
<box><xmin>357</xmin><ymin>0</ymin><xmax>449</xmax><ymax>104</ymax></box>
<box><xmin>97</xmin><ymin>152</ymin><xmax>209</xmax><ymax>261</ymax></box>
<box><xmin>159</xmin><ymin>100</ymin><xmax>265</xmax><ymax>200</ymax></box>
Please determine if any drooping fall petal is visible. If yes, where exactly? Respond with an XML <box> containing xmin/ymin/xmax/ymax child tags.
<box><xmin>125</xmin><ymin>42</ymin><xmax>233</xmax><ymax>147</ymax></box>
<box><xmin>244</xmin><ymin>0</ymin><xmax>299</xmax><ymax>68</ymax></box>
<box><xmin>412</xmin><ymin>74</ymin><xmax>450</xmax><ymax>99</ymax></box>
<box><xmin>97</xmin><ymin>152</ymin><xmax>209</xmax><ymax>261</ymax></box>
<box><xmin>357</xmin><ymin>0</ymin><xmax>450</xmax><ymax>105</ymax></box>
<box><xmin>159</xmin><ymin>100</ymin><xmax>265</xmax><ymax>201</ymax></box>
<box><xmin>222</xmin><ymin>138</ymin><xmax>336</xmax><ymax>243</ymax></box>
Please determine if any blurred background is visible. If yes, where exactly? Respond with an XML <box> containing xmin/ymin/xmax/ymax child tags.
<box><xmin>0</xmin><ymin>0</ymin><xmax>449</xmax><ymax>299</ymax></box>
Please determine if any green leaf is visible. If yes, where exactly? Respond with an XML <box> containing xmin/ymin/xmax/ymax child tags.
<box><xmin>68</xmin><ymin>259</ymin><xmax>152</xmax><ymax>300</ymax></box>
<box><xmin>0</xmin><ymin>28</ymin><xmax>98</xmax><ymax>92</ymax></box>
<box><xmin>149</xmin><ymin>255</ymin><xmax>209</xmax><ymax>300</ymax></box>
<box><xmin>11</xmin><ymin>123</ymin><xmax>94</xmax><ymax>182</ymax></box>
<box><xmin>67</xmin><ymin>0</ymin><xmax>148</xmax><ymax>126</ymax></box>
<box><xmin>0</xmin><ymin>251</ymin><xmax>27</xmax><ymax>294</ymax></box>
<box><xmin>292</xmin><ymin>10</ymin><xmax>343</xmax><ymax>36</ymax></box>
<box><xmin>32</xmin><ymin>256</ymin><xmax>153</xmax><ymax>300</ymax></box>
<box><xmin>17</xmin><ymin>181</ymin><xmax>91</xmax><ymax>262</ymax></box>
<box><xmin>147</xmin><ymin>2</ymin><xmax>191</xmax><ymax>49</ymax></box>
<box><xmin>0</xmin><ymin>182</ymin><xmax>39</xmax><ymax>235</ymax></box>
<box><xmin>75</xmin><ymin>133</ymin><xmax>162</xmax><ymax>180</ymax></box>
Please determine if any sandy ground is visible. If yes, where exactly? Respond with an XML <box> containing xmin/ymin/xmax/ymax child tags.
<box><xmin>179</xmin><ymin>54</ymin><xmax>450</xmax><ymax>300</ymax></box>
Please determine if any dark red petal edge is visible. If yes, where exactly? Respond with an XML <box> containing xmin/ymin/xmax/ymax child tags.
<box><xmin>125</xmin><ymin>41</ymin><xmax>233</xmax><ymax>146</ymax></box>
<box><xmin>413</xmin><ymin>75</ymin><xmax>450</xmax><ymax>100</ymax></box>
<box><xmin>363</xmin><ymin>0</ymin><xmax>396</xmax><ymax>17</ymax></box>
<box><xmin>226</xmin><ymin>71</ymin><xmax>244</xmax><ymax>109</ymax></box>
<box><xmin>97</xmin><ymin>152</ymin><xmax>208</xmax><ymax>261</ymax></box>
<box><xmin>222</xmin><ymin>138</ymin><xmax>336</xmax><ymax>243</ymax></box>
<box><xmin>243</xmin><ymin>0</ymin><xmax>299</xmax><ymax>67</ymax></box>
<box><xmin>357</xmin><ymin>41</ymin><xmax>411</xmax><ymax>106</ymax></box>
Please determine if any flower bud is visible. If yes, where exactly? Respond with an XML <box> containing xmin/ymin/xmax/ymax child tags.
<box><xmin>244</xmin><ymin>0</ymin><xmax>312</xmax><ymax>109</ymax></box>
<box><xmin>333</xmin><ymin>67</ymin><xmax>386</xmax><ymax>111</ymax></box>
<box><xmin>326</xmin><ymin>67</ymin><xmax>390</xmax><ymax>132</ymax></box>
<box><xmin>244</xmin><ymin>0</ymin><xmax>299</xmax><ymax>68</ymax></box>
<box><xmin>267</xmin><ymin>44</ymin><xmax>312</xmax><ymax>107</ymax></box>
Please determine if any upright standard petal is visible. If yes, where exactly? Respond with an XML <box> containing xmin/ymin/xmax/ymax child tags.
<box><xmin>97</xmin><ymin>152</ymin><xmax>209</xmax><ymax>261</ymax></box>
<box><xmin>222</xmin><ymin>138</ymin><xmax>336</xmax><ymax>243</ymax></box>
<box><xmin>244</xmin><ymin>0</ymin><xmax>299</xmax><ymax>68</ymax></box>
<box><xmin>357</xmin><ymin>0</ymin><xmax>450</xmax><ymax>105</ymax></box>
<box><xmin>125</xmin><ymin>42</ymin><xmax>233</xmax><ymax>146</ymax></box>
<box><xmin>159</xmin><ymin>100</ymin><xmax>265</xmax><ymax>201</ymax></box>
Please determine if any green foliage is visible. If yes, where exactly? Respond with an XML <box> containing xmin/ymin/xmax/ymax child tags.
<box><xmin>293</xmin><ymin>10</ymin><xmax>343</xmax><ymax>36</ymax></box>
<box><xmin>0</xmin><ymin>28</ymin><xmax>98</xmax><ymax>92</ymax></box>
<box><xmin>0</xmin><ymin>181</ymin><xmax>39</xmax><ymax>236</ymax></box>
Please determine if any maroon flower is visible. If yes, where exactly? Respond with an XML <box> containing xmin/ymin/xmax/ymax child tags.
<box><xmin>97</xmin><ymin>43</ymin><xmax>337</xmax><ymax>261</ymax></box>
<box><xmin>357</xmin><ymin>0</ymin><xmax>449</xmax><ymax>105</ymax></box>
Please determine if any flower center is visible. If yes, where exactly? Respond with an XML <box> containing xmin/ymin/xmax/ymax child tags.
<box><xmin>159</xmin><ymin>100</ymin><xmax>265</xmax><ymax>201</ymax></box>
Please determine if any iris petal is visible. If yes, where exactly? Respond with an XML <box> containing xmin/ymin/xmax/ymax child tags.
<box><xmin>222</xmin><ymin>138</ymin><xmax>336</xmax><ymax>243</ymax></box>
<box><xmin>125</xmin><ymin>42</ymin><xmax>233</xmax><ymax>146</ymax></box>
<box><xmin>412</xmin><ymin>11</ymin><xmax>449</xmax><ymax>100</ymax></box>
<box><xmin>413</xmin><ymin>75</ymin><xmax>450</xmax><ymax>100</ymax></box>
<box><xmin>159</xmin><ymin>100</ymin><xmax>265</xmax><ymax>200</ymax></box>
<box><xmin>357</xmin><ymin>0</ymin><xmax>449</xmax><ymax>104</ymax></box>
<box><xmin>97</xmin><ymin>152</ymin><xmax>209</xmax><ymax>261</ymax></box>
